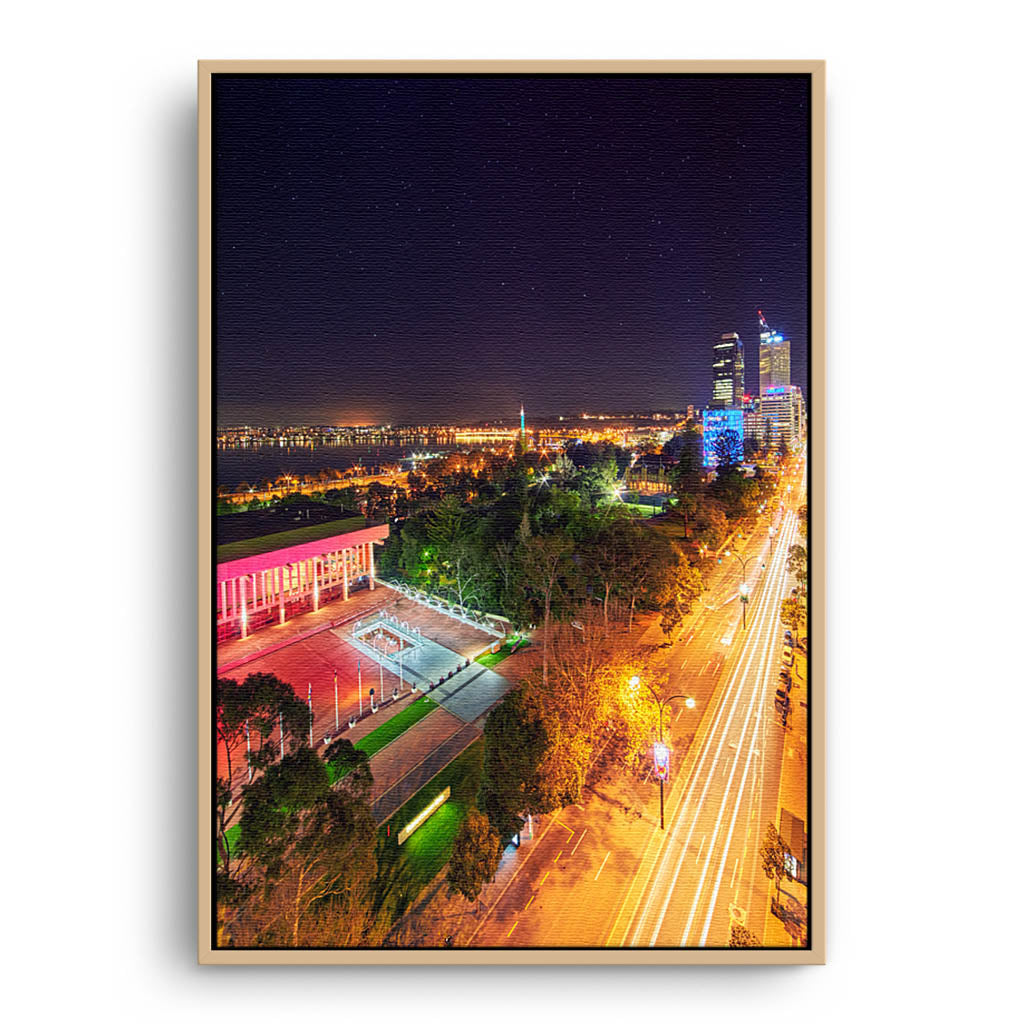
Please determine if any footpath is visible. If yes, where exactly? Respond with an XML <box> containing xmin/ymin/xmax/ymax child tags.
<box><xmin>763</xmin><ymin>642</ymin><xmax>809</xmax><ymax>946</ymax></box>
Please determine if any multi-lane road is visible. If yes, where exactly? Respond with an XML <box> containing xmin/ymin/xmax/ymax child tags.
<box><xmin>610</xmin><ymin>506</ymin><xmax>801</xmax><ymax>947</ymax></box>
<box><xmin>466</xmin><ymin>461</ymin><xmax>807</xmax><ymax>948</ymax></box>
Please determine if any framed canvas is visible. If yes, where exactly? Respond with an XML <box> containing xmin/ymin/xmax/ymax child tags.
<box><xmin>199</xmin><ymin>60</ymin><xmax>825</xmax><ymax>965</ymax></box>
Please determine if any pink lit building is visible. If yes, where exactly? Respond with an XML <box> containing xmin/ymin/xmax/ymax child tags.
<box><xmin>216</xmin><ymin>511</ymin><xmax>388</xmax><ymax>642</ymax></box>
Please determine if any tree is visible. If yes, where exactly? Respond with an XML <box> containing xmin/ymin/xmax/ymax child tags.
<box><xmin>216</xmin><ymin>673</ymin><xmax>310</xmax><ymax>880</ymax></box>
<box><xmin>441</xmin><ymin>535</ymin><xmax>483</xmax><ymax>611</ymax></box>
<box><xmin>730</xmin><ymin>922</ymin><xmax>761</xmax><ymax>947</ymax></box>
<box><xmin>324</xmin><ymin>737</ymin><xmax>374</xmax><ymax>802</ymax></box>
<box><xmin>226</xmin><ymin>746</ymin><xmax>380</xmax><ymax>947</ymax></box>
<box><xmin>779</xmin><ymin>596</ymin><xmax>807</xmax><ymax>635</ymax></box>
<box><xmin>712</xmin><ymin>429</ymin><xmax>743</xmax><ymax>471</ymax></box>
<box><xmin>699</xmin><ymin>505</ymin><xmax>730</xmax><ymax>550</ymax></box>
<box><xmin>760</xmin><ymin>823</ymin><xmax>794</xmax><ymax>903</ymax></box>
<box><xmin>787</xmin><ymin>543</ymin><xmax>808</xmax><ymax>590</ymax></box>
<box><xmin>478</xmin><ymin>686</ymin><xmax>556</xmax><ymax>838</ymax></box>
<box><xmin>447</xmin><ymin>808</ymin><xmax>502</xmax><ymax>902</ymax></box>
<box><xmin>518</xmin><ymin>534</ymin><xmax>574</xmax><ymax>685</ymax></box>
<box><xmin>652</xmin><ymin>548</ymin><xmax>705</xmax><ymax>637</ymax></box>
<box><xmin>586</xmin><ymin>517</ymin><xmax>639</xmax><ymax>626</ymax></box>
<box><xmin>426</xmin><ymin>494</ymin><xmax>465</xmax><ymax>556</ymax></box>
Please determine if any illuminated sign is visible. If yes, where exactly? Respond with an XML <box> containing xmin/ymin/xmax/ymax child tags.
<box><xmin>653</xmin><ymin>742</ymin><xmax>670</xmax><ymax>782</ymax></box>
<box><xmin>397</xmin><ymin>786</ymin><xmax>451</xmax><ymax>845</ymax></box>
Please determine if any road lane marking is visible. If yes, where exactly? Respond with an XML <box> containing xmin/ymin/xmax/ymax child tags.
<box><xmin>507</xmin><ymin>921</ymin><xmax>518</xmax><ymax>938</ymax></box>
<box><xmin>620</xmin><ymin>513</ymin><xmax>799</xmax><ymax>947</ymax></box>
<box><xmin>731</xmin><ymin>858</ymin><xmax>739</xmax><ymax>889</ymax></box>
<box><xmin>570</xmin><ymin>828</ymin><xmax>588</xmax><ymax>856</ymax></box>
<box><xmin>525</xmin><ymin>896</ymin><xmax>535</xmax><ymax>911</ymax></box>
<box><xmin>540</xmin><ymin>871</ymin><xmax>550</xmax><ymax>886</ymax></box>
<box><xmin>692</xmin><ymin>513</ymin><xmax>798</xmax><ymax>946</ymax></box>
<box><xmin>594</xmin><ymin>851</ymin><xmax>611</xmax><ymax>881</ymax></box>
<box><xmin>466</xmin><ymin>813</ymin><xmax>563</xmax><ymax>943</ymax></box>
<box><xmin>697</xmin><ymin>834</ymin><xmax>706</xmax><ymax>863</ymax></box>
<box><xmin>646</xmin><ymin>513</ymin><xmax>796</xmax><ymax>947</ymax></box>
<box><xmin>552</xmin><ymin>818</ymin><xmax>575</xmax><ymax>843</ymax></box>
<box><xmin>554</xmin><ymin>851</ymin><xmax>562</xmax><ymax>863</ymax></box>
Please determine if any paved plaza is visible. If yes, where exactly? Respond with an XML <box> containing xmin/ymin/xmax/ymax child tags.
<box><xmin>216</xmin><ymin>590</ymin><xmax>521</xmax><ymax>781</ymax></box>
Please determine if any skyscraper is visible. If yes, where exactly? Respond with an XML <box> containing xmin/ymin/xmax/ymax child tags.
<box><xmin>758</xmin><ymin>310</ymin><xmax>791</xmax><ymax>396</ymax></box>
<box><xmin>711</xmin><ymin>333</ymin><xmax>745</xmax><ymax>409</ymax></box>
<box><xmin>761</xmin><ymin>385</ymin><xmax>805</xmax><ymax>451</ymax></box>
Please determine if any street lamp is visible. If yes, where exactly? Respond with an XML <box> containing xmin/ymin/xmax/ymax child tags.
<box><xmin>727</xmin><ymin>550</ymin><xmax>761</xmax><ymax>630</ymax></box>
<box><xmin>629</xmin><ymin>675</ymin><xmax>696</xmax><ymax>831</ymax></box>
<box><xmin>739</xmin><ymin>581</ymin><xmax>750</xmax><ymax>629</ymax></box>
<box><xmin>768</xmin><ymin>525</ymin><xmax>776</xmax><ymax>556</ymax></box>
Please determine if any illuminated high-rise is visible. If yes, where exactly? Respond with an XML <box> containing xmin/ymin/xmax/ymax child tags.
<box><xmin>761</xmin><ymin>385</ymin><xmax>805</xmax><ymax>451</ymax></box>
<box><xmin>711</xmin><ymin>333</ymin><xmax>744</xmax><ymax>409</ymax></box>
<box><xmin>758</xmin><ymin>310</ymin><xmax>791</xmax><ymax>396</ymax></box>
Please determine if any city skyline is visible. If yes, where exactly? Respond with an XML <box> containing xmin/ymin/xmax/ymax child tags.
<box><xmin>214</xmin><ymin>75</ymin><xmax>809</xmax><ymax>425</ymax></box>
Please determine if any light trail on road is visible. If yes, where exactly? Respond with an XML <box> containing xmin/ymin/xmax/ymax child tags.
<box><xmin>617</xmin><ymin>507</ymin><xmax>800</xmax><ymax>947</ymax></box>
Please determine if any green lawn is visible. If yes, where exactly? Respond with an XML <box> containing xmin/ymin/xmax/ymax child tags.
<box><xmin>217</xmin><ymin>823</ymin><xmax>241</xmax><ymax>866</ymax></box>
<box><xmin>353</xmin><ymin>695</ymin><xmax>438</xmax><ymax>759</ymax></box>
<box><xmin>618</xmin><ymin>501</ymin><xmax>660</xmax><ymax>518</ymax></box>
<box><xmin>476</xmin><ymin>639</ymin><xmax>530</xmax><ymax>669</ymax></box>
<box><xmin>329</xmin><ymin>695</ymin><xmax>439</xmax><ymax>783</ymax></box>
<box><xmin>372</xmin><ymin>739</ymin><xmax>484</xmax><ymax>921</ymax></box>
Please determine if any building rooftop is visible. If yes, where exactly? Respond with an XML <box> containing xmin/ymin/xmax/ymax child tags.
<box><xmin>216</xmin><ymin>500</ymin><xmax>372</xmax><ymax>564</ymax></box>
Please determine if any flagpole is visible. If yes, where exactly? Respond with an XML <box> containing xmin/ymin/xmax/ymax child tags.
<box><xmin>245</xmin><ymin>719</ymin><xmax>252</xmax><ymax>782</ymax></box>
<box><xmin>334</xmin><ymin>669</ymin><xmax>339</xmax><ymax>730</ymax></box>
<box><xmin>307</xmin><ymin>680</ymin><xmax>313</xmax><ymax>746</ymax></box>
<box><xmin>358</xmin><ymin>659</ymin><xmax>363</xmax><ymax>716</ymax></box>
<box><xmin>278</xmin><ymin>710</ymin><xmax>284</xmax><ymax>759</ymax></box>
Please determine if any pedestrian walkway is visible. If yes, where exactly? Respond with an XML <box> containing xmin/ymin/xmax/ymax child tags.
<box><xmin>217</xmin><ymin>586</ymin><xmax>389</xmax><ymax>675</ymax></box>
<box><xmin>763</xmin><ymin>644</ymin><xmax>809</xmax><ymax>947</ymax></box>
<box><xmin>370</xmin><ymin>719</ymin><xmax>481</xmax><ymax>824</ymax></box>
<box><xmin>332</xmin><ymin>621</ymin><xmax>515</xmax><ymax>725</ymax></box>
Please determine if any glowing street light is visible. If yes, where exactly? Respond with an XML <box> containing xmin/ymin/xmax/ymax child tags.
<box><xmin>629</xmin><ymin>675</ymin><xmax>696</xmax><ymax>830</ymax></box>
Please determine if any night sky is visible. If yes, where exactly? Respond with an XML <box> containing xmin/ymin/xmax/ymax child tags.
<box><xmin>214</xmin><ymin>74</ymin><xmax>809</xmax><ymax>426</ymax></box>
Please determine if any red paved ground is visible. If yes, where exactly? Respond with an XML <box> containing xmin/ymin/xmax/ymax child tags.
<box><xmin>215</xmin><ymin>588</ymin><xmax>500</xmax><ymax>784</ymax></box>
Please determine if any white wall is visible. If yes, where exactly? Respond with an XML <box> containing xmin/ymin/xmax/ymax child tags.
<box><xmin>5</xmin><ymin>2</ymin><xmax>1017</xmax><ymax>1020</ymax></box>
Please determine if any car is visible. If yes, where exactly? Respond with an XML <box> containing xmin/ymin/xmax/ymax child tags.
<box><xmin>784</xmin><ymin>629</ymin><xmax>792</xmax><ymax>639</ymax></box>
<box><xmin>781</xmin><ymin>648</ymin><xmax>794</xmax><ymax>667</ymax></box>
<box><xmin>778</xmin><ymin>674</ymin><xmax>792</xmax><ymax>692</ymax></box>
<box><xmin>783</xmin><ymin>635</ymin><xmax>794</xmax><ymax>648</ymax></box>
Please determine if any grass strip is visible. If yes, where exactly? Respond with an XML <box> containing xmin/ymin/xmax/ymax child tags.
<box><xmin>372</xmin><ymin>739</ymin><xmax>484</xmax><ymax>920</ymax></box>
<box><xmin>475</xmin><ymin>640</ymin><xmax>530</xmax><ymax>669</ymax></box>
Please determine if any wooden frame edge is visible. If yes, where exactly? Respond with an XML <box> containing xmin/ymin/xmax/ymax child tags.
<box><xmin>196</xmin><ymin>59</ymin><xmax>826</xmax><ymax>966</ymax></box>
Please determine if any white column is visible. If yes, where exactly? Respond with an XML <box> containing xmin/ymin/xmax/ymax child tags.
<box><xmin>342</xmin><ymin>547</ymin><xmax>349</xmax><ymax>601</ymax></box>
<box><xmin>368</xmin><ymin>541</ymin><xmax>375</xmax><ymax>590</ymax></box>
<box><xmin>240</xmin><ymin>575</ymin><xmax>248</xmax><ymax>639</ymax></box>
<box><xmin>279</xmin><ymin>565</ymin><xmax>286</xmax><ymax>625</ymax></box>
<box><xmin>313</xmin><ymin>557</ymin><xmax>320</xmax><ymax>612</ymax></box>
<box><xmin>219</xmin><ymin>581</ymin><xmax>226</xmax><ymax>622</ymax></box>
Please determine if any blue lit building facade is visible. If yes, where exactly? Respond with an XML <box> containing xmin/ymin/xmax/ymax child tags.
<box><xmin>702</xmin><ymin>407</ymin><xmax>744</xmax><ymax>468</ymax></box>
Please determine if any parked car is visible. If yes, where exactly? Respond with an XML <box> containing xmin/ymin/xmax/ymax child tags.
<box><xmin>781</xmin><ymin>648</ymin><xmax>794</xmax><ymax>667</ymax></box>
